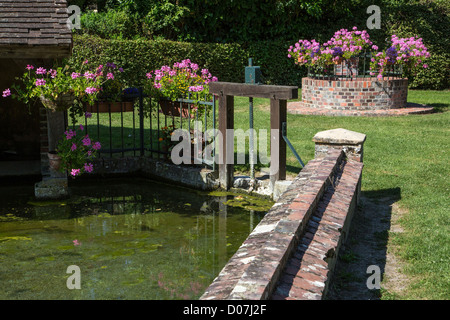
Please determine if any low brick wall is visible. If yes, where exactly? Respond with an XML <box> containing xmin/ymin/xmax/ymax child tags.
<box><xmin>200</xmin><ymin>129</ymin><xmax>366</xmax><ymax>300</ymax></box>
<box><xmin>301</xmin><ymin>77</ymin><xmax>408</xmax><ymax>110</ymax></box>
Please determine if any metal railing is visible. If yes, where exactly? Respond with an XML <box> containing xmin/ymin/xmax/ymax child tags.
<box><xmin>69</xmin><ymin>88</ymin><xmax>217</xmax><ymax>170</ymax></box>
<box><xmin>307</xmin><ymin>52</ymin><xmax>404</xmax><ymax>80</ymax></box>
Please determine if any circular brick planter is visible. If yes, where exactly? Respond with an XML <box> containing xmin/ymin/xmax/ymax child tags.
<box><xmin>301</xmin><ymin>77</ymin><xmax>408</xmax><ymax>111</ymax></box>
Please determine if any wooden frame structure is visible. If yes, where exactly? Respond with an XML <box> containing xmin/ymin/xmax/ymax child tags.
<box><xmin>209</xmin><ymin>82</ymin><xmax>298</xmax><ymax>190</ymax></box>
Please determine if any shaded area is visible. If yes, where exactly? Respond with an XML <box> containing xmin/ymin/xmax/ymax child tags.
<box><xmin>326</xmin><ymin>188</ymin><xmax>401</xmax><ymax>300</ymax></box>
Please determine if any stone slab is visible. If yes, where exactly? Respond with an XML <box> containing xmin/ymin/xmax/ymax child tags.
<box><xmin>312</xmin><ymin>128</ymin><xmax>366</xmax><ymax>145</ymax></box>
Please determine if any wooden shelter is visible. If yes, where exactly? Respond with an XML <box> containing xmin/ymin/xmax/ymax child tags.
<box><xmin>0</xmin><ymin>0</ymin><xmax>72</xmax><ymax>196</ymax></box>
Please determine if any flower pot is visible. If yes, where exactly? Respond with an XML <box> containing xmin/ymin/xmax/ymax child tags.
<box><xmin>159</xmin><ymin>100</ymin><xmax>194</xmax><ymax>119</ymax></box>
<box><xmin>40</xmin><ymin>94</ymin><xmax>75</xmax><ymax>112</ymax></box>
<box><xmin>86</xmin><ymin>101</ymin><xmax>134</xmax><ymax>113</ymax></box>
<box><xmin>48</xmin><ymin>151</ymin><xmax>61</xmax><ymax>172</ymax></box>
<box><xmin>333</xmin><ymin>57</ymin><xmax>344</xmax><ymax>65</ymax></box>
<box><xmin>47</xmin><ymin>151</ymin><xmax>66</xmax><ymax>178</ymax></box>
<box><xmin>297</xmin><ymin>57</ymin><xmax>307</xmax><ymax>65</ymax></box>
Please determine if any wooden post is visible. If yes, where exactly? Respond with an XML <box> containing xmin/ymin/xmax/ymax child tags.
<box><xmin>270</xmin><ymin>99</ymin><xmax>287</xmax><ymax>188</ymax></box>
<box><xmin>218</xmin><ymin>94</ymin><xmax>234</xmax><ymax>189</ymax></box>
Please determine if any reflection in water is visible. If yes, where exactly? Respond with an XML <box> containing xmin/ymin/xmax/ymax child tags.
<box><xmin>0</xmin><ymin>178</ymin><xmax>271</xmax><ymax>300</ymax></box>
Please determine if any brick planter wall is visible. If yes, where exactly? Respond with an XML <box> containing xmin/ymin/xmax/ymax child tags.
<box><xmin>301</xmin><ymin>77</ymin><xmax>408</xmax><ymax>110</ymax></box>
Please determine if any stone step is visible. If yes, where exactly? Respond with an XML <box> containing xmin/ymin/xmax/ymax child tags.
<box><xmin>271</xmin><ymin>158</ymin><xmax>363</xmax><ymax>300</ymax></box>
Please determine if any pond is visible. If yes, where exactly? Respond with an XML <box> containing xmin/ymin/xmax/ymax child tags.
<box><xmin>0</xmin><ymin>178</ymin><xmax>273</xmax><ymax>300</ymax></box>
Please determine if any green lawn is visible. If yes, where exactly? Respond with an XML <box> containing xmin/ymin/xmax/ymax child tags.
<box><xmin>79</xmin><ymin>90</ymin><xmax>449</xmax><ymax>299</ymax></box>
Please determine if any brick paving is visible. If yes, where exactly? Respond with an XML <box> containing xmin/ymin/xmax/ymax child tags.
<box><xmin>288</xmin><ymin>101</ymin><xmax>434</xmax><ymax>116</ymax></box>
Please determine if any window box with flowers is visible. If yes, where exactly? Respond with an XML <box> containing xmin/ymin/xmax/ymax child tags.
<box><xmin>143</xmin><ymin>59</ymin><xmax>218</xmax><ymax>119</ymax></box>
<box><xmin>84</xmin><ymin>62</ymin><xmax>135</xmax><ymax>114</ymax></box>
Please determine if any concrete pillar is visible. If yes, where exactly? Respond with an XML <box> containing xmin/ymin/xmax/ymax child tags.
<box><xmin>312</xmin><ymin>128</ymin><xmax>366</xmax><ymax>162</ymax></box>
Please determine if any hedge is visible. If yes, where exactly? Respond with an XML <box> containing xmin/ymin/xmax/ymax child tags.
<box><xmin>69</xmin><ymin>34</ymin><xmax>448</xmax><ymax>90</ymax></box>
<box><xmin>69</xmin><ymin>35</ymin><xmax>305</xmax><ymax>87</ymax></box>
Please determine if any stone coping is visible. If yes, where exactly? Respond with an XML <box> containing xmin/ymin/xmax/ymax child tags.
<box><xmin>312</xmin><ymin>128</ymin><xmax>366</xmax><ymax>145</ymax></box>
<box><xmin>200</xmin><ymin>149</ymin><xmax>344</xmax><ymax>300</ymax></box>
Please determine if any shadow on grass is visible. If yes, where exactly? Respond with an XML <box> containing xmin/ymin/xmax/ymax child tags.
<box><xmin>327</xmin><ymin>187</ymin><xmax>401</xmax><ymax>300</ymax></box>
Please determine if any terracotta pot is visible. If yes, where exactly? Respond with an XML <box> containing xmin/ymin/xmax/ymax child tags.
<box><xmin>333</xmin><ymin>57</ymin><xmax>344</xmax><ymax>65</ymax></box>
<box><xmin>86</xmin><ymin>101</ymin><xmax>134</xmax><ymax>113</ymax></box>
<box><xmin>47</xmin><ymin>151</ymin><xmax>61</xmax><ymax>172</ymax></box>
<box><xmin>159</xmin><ymin>100</ymin><xmax>194</xmax><ymax>119</ymax></box>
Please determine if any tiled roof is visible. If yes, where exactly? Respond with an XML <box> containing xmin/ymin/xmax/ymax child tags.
<box><xmin>0</xmin><ymin>0</ymin><xmax>72</xmax><ymax>57</ymax></box>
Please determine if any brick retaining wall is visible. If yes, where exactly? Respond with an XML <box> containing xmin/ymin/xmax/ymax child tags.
<box><xmin>200</xmin><ymin>129</ymin><xmax>366</xmax><ymax>300</ymax></box>
<box><xmin>301</xmin><ymin>77</ymin><xmax>408</xmax><ymax>110</ymax></box>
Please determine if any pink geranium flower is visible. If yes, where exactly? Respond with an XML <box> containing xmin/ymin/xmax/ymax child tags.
<box><xmin>70</xmin><ymin>169</ymin><xmax>81</xmax><ymax>177</ymax></box>
<box><xmin>2</xmin><ymin>88</ymin><xmax>11</xmax><ymax>97</ymax></box>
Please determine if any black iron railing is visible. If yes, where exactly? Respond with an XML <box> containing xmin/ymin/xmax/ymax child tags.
<box><xmin>69</xmin><ymin>88</ymin><xmax>217</xmax><ymax>169</ymax></box>
<box><xmin>306</xmin><ymin>52</ymin><xmax>404</xmax><ymax>80</ymax></box>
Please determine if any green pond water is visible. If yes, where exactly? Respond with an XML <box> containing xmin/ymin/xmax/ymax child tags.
<box><xmin>0</xmin><ymin>178</ymin><xmax>273</xmax><ymax>300</ymax></box>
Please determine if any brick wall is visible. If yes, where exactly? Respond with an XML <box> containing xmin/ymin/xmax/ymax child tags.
<box><xmin>301</xmin><ymin>77</ymin><xmax>408</xmax><ymax>110</ymax></box>
<box><xmin>39</xmin><ymin>107</ymin><xmax>49</xmax><ymax>176</ymax></box>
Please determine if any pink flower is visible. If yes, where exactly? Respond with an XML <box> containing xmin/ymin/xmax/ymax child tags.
<box><xmin>92</xmin><ymin>141</ymin><xmax>101</xmax><ymax>150</ymax></box>
<box><xmin>423</xmin><ymin>64</ymin><xmax>428</xmax><ymax>68</ymax></box>
<box><xmin>35</xmin><ymin>67</ymin><xmax>46</xmax><ymax>75</ymax></box>
<box><xmin>83</xmin><ymin>59</ymin><xmax>88</xmax><ymax>64</ymax></box>
<box><xmin>85</xmin><ymin>87</ymin><xmax>97</xmax><ymax>94</ymax></box>
<box><xmin>65</xmin><ymin>129</ymin><xmax>76</xmax><ymax>140</ymax></box>
<box><xmin>71</xmin><ymin>72</ymin><xmax>80</xmax><ymax>79</ymax></box>
<box><xmin>48</xmin><ymin>69</ymin><xmax>57</xmax><ymax>78</ymax></box>
<box><xmin>84</xmin><ymin>72</ymin><xmax>96</xmax><ymax>80</ymax></box>
<box><xmin>79</xmin><ymin>124</ymin><xmax>84</xmax><ymax>131</ymax></box>
<box><xmin>2</xmin><ymin>88</ymin><xmax>11</xmax><ymax>97</ymax></box>
<box><xmin>84</xmin><ymin>162</ymin><xmax>94</xmax><ymax>173</ymax></box>
<box><xmin>26</xmin><ymin>65</ymin><xmax>34</xmax><ymax>70</ymax></box>
<box><xmin>73</xmin><ymin>239</ymin><xmax>81</xmax><ymax>246</ymax></box>
<box><xmin>71</xmin><ymin>143</ymin><xmax>77</xmax><ymax>151</ymax></box>
<box><xmin>70</xmin><ymin>168</ymin><xmax>81</xmax><ymax>176</ymax></box>
<box><xmin>35</xmin><ymin>79</ymin><xmax>46</xmax><ymax>86</ymax></box>
<box><xmin>82</xmin><ymin>135</ymin><xmax>91</xmax><ymax>147</ymax></box>
<box><xmin>106</xmin><ymin>72</ymin><xmax>114</xmax><ymax>80</ymax></box>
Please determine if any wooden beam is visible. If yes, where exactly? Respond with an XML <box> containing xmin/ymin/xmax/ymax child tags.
<box><xmin>210</xmin><ymin>82</ymin><xmax>298</xmax><ymax>100</ymax></box>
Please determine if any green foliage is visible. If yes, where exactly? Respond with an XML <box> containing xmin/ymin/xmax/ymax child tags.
<box><xmin>72</xmin><ymin>0</ymin><xmax>449</xmax><ymax>89</ymax></box>
<box><xmin>68</xmin><ymin>35</ymin><xmax>248</xmax><ymax>87</ymax></box>
<box><xmin>78</xmin><ymin>9</ymin><xmax>141</xmax><ymax>40</ymax></box>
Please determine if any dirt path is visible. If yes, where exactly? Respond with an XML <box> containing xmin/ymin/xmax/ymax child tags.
<box><xmin>326</xmin><ymin>194</ymin><xmax>409</xmax><ymax>300</ymax></box>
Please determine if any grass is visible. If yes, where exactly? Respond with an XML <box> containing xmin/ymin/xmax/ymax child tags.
<box><xmin>78</xmin><ymin>89</ymin><xmax>449</xmax><ymax>299</ymax></box>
